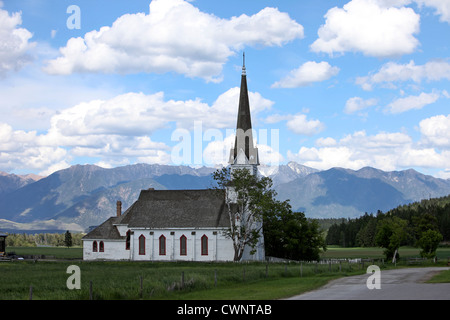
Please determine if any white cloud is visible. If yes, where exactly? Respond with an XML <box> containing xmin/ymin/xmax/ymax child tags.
<box><xmin>385</xmin><ymin>91</ymin><xmax>441</xmax><ymax>113</ymax></box>
<box><xmin>316</xmin><ymin>137</ymin><xmax>337</xmax><ymax>147</ymax></box>
<box><xmin>356</xmin><ymin>60</ymin><xmax>450</xmax><ymax>91</ymax></box>
<box><xmin>286</xmin><ymin>114</ymin><xmax>325</xmax><ymax>136</ymax></box>
<box><xmin>416</xmin><ymin>0</ymin><xmax>450</xmax><ymax>23</ymax></box>
<box><xmin>0</xmin><ymin>87</ymin><xmax>273</xmax><ymax>174</ymax></box>
<box><xmin>310</xmin><ymin>0</ymin><xmax>420</xmax><ymax>57</ymax></box>
<box><xmin>288</xmin><ymin>146</ymin><xmax>366</xmax><ymax>170</ymax></box>
<box><xmin>271</xmin><ymin>61</ymin><xmax>339</xmax><ymax>88</ymax></box>
<box><xmin>286</xmin><ymin>130</ymin><xmax>442</xmax><ymax>172</ymax></box>
<box><xmin>39</xmin><ymin>88</ymin><xmax>272</xmax><ymax>144</ymax></box>
<box><xmin>43</xmin><ymin>0</ymin><xmax>304</xmax><ymax>81</ymax></box>
<box><xmin>344</xmin><ymin>97</ymin><xmax>378</xmax><ymax>114</ymax></box>
<box><xmin>0</xmin><ymin>5</ymin><xmax>35</xmax><ymax>76</ymax></box>
<box><xmin>0</xmin><ymin>123</ymin><xmax>69</xmax><ymax>175</ymax></box>
<box><xmin>265</xmin><ymin>112</ymin><xmax>325</xmax><ymax>136</ymax></box>
<box><xmin>419</xmin><ymin>114</ymin><xmax>450</xmax><ymax>147</ymax></box>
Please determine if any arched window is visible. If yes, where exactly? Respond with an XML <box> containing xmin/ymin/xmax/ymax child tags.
<box><xmin>159</xmin><ymin>235</ymin><xmax>166</xmax><ymax>255</ymax></box>
<box><xmin>99</xmin><ymin>241</ymin><xmax>104</xmax><ymax>252</ymax></box>
<box><xmin>125</xmin><ymin>230</ymin><xmax>130</xmax><ymax>250</ymax></box>
<box><xmin>139</xmin><ymin>235</ymin><xmax>146</xmax><ymax>255</ymax></box>
<box><xmin>245</xmin><ymin>136</ymin><xmax>250</xmax><ymax>159</ymax></box>
<box><xmin>201</xmin><ymin>235</ymin><xmax>208</xmax><ymax>255</ymax></box>
<box><xmin>180</xmin><ymin>235</ymin><xmax>187</xmax><ymax>256</ymax></box>
<box><xmin>93</xmin><ymin>241</ymin><xmax>98</xmax><ymax>252</ymax></box>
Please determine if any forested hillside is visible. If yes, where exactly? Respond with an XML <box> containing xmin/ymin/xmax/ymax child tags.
<box><xmin>325</xmin><ymin>195</ymin><xmax>450</xmax><ymax>248</ymax></box>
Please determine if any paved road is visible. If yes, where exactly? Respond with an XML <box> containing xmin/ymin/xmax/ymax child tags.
<box><xmin>287</xmin><ymin>267</ymin><xmax>450</xmax><ymax>300</ymax></box>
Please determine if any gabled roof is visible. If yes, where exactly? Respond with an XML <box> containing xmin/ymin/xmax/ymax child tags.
<box><xmin>83</xmin><ymin>217</ymin><xmax>123</xmax><ymax>240</ymax></box>
<box><xmin>119</xmin><ymin>189</ymin><xmax>229</xmax><ymax>229</ymax></box>
<box><xmin>83</xmin><ymin>189</ymin><xmax>230</xmax><ymax>240</ymax></box>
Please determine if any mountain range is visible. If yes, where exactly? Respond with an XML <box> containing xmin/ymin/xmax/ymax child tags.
<box><xmin>1</xmin><ymin>162</ymin><xmax>450</xmax><ymax>232</ymax></box>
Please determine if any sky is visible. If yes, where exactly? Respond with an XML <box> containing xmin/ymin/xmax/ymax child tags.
<box><xmin>1</xmin><ymin>0</ymin><xmax>450</xmax><ymax>178</ymax></box>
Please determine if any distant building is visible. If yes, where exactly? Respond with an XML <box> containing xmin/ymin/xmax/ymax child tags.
<box><xmin>82</xmin><ymin>55</ymin><xmax>264</xmax><ymax>262</ymax></box>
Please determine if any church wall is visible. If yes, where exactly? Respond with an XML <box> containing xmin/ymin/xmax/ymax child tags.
<box><xmin>83</xmin><ymin>239</ymin><xmax>129</xmax><ymax>261</ymax></box>
<box><xmin>130</xmin><ymin>229</ymin><xmax>234</xmax><ymax>262</ymax></box>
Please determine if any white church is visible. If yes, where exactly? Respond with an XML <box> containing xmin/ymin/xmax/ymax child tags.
<box><xmin>82</xmin><ymin>56</ymin><xmax>264</xmax><ymax>262</ymax></box>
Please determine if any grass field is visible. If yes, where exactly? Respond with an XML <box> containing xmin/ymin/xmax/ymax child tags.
<box><xmin>0</xmin><ymin>260</ymin><xmax>365</xmax><ymax>300</ymax></box>
<box><xmin>7</xmin><ymin>245</ymin><xmax>450</xmax><ymax>260</ymax></box>
<box><xmin>7</xmin><ymin>246</ymin><xmax>83</xmax><ymax>259</ymax></box>
<box><xmin>427</xmin><ymin>269</ymin><xmax>450</xmax><ymax>283</ymax></box>
<box><xmin>1</xmin><ymin>246</ymin><xmax>449</xmax><ymax>300</ymax></box>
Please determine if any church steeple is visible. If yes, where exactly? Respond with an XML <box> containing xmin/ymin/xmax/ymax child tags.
<box><xmin>229</xmin><ymin>53</ymin><xmax>259</xmax><ymax>174</ymax></box>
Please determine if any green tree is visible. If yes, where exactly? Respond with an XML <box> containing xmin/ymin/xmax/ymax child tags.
<box><xmin>213</xmin><ymin>167</ymin><xmax>284</xmax><ymax>261</ymax></box>
<box><xmin>356</xmin><ymin>218</ymin><xmax>377</xmax><ymax>247</ymax></box>
<box><xmin>375</xmin><ymin>216</ymin><xmax>408</xmax><ymax>262</ymax></box>
<box><xmin>417</xmin><ymin>229</ymin><xmax>442</xmax><ymax>258</ymax></box>
<box><xmin>264</xmin><ymin>203</ymin><xmax>326</xmax><ymax>261</ymax></box>
<box><xmin>413</xmin><ymin>212</ymin><xmax>439</xmax><ymax>240</ymax></box>
<box><xmin>64</xmin><ymin>230</ymin><xmax>73</xmax><ymax>248</ymax></box>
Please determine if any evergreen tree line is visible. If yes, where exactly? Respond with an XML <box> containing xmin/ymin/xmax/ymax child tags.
<box><xmin>324</xmin><ymin>195</ymin><xmax>450</xmax><ymax>257</ymax></box>
<box><xmin>5</xmin><ymin>231</ymin><xmax>83</xmax><ymax>247</ymax></box>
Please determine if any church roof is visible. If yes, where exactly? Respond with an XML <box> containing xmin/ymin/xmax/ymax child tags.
<box><xmin>83</xmin><ymin>189</ymin><xmax>230</xmax><ymax>240</ymax></box>
<box><xmin>83</xmin><ymin>217</ymin><xmax>123</xmax><ymax>240</ymax></box>
<box><xmin>119</xmin><ymin>189</ymin><xmax>229</xmax><ymax>229</ymax></box>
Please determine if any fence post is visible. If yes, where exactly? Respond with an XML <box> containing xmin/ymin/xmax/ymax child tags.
<box><xmin>29</xmin><ymin>285</ymin><xmax>33</xmax><ymax>300</ymax></box>
<box><xmin>89</xmin><ymin>280</ymin><xmax>93</xmax><ymax>300</ymax></box>
<box><xmin>300</xmin><ymin>262</ymin><xmax>303</xmax><ymax>278</ymax></box>
<box><xmin>140</xmin><ymin>276</ymin><xmax>143</xmax><ymax>299</ymax></box>
<box><xmin>243</xmin><ymin>266</ymin><xmax>246</xmax><ymax>282</ymax></box>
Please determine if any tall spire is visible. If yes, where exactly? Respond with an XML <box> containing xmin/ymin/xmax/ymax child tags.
<box><xmin>229</xmin><ymin>52</ymin><xmax>259</xmax><ymax>173</ymax></box>
<box><xmin>236</xmin><ymin>52</ymin><xmax>252</xmax><ymax>134</ymax></box>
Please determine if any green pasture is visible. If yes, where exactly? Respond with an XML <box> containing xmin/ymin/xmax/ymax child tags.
<box><xmin>427</xmin><ymin>269</ymin><xmax>450</xmax><ymax>283</ymax></box>
<box><xmin>6</xmin><ymin>246</ymin><xmax>83</xmax><ymax>259</ymax></box>
<box><xmin>0</xmin><ymin>259</ymin><xmax>363</xmax><ymax>300</ymax></box>
<box><xmin>321</xmin><ymin>246</ymin><xmax>450</xmax><ymax>260</ymax></box>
